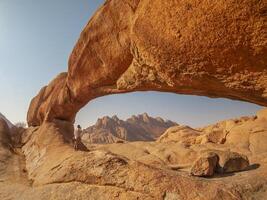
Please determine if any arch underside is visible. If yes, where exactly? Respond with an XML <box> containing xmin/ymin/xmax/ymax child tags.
<box><xmin>27</xmin><ymin>0</ymin><xmax>267</xmax><ymax>126</ymax></box>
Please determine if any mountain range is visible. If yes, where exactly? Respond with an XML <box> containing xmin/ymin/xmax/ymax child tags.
<box><xmin>82</xmin><ymin>113</ymin><xmax>177</xmax><ymax>144</ymax></box>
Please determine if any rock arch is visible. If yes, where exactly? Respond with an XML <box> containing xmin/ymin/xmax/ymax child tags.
<box><xmin>27</xmin><ymin>0</ymin><xmax>267</xmax><ymax>126</ymax></box>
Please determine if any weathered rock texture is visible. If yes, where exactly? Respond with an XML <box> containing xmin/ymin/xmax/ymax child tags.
<box><xmin>190</xmin><ymin>152</ymin><xmax>219</xmax><ymax>177</ymax></box>
<box><xmin>1</xmin><ymin>109</ymin><xmax>267</xmax><ymax>199</ymax></box>
<box><xmin>82</xmin><ymin>113</ymin><xmax>177</xmax><ymax>143</ymax></box>
<box><xmin>0</xmin><ymin>113</ymin><xmax>13</xmax><ymax>128</ymax></box>
<box><xmin>190</xmin><ymin>151</ymin><xmax>250</xmax><ymax>176</ymax></box>
<box><xmin>157</xmin><ymin>125</ymin><xmax>200</xmax><ymax>144</ymax></box>
<box><xmin>0</xmin><ymin>119</ymin><xmax>12</xmax><ymax>175</ymax></box>
<box><xmin>219</xmin><ymin>151</ymin><xmax>249</xmax><ymax>173</ymax></box>
<box><xmin>27</xmin><ymin>0</ymin><xmax>267</xmax><ymax>126</ymax></box>
<box><xmin>0</xmin><ymin>118</ymin><xmax>30</xmax><ymax>198</ymax></box>
<box><xmin>157</xmin><ymin>108</ymin><xmax>267</xmax><ymax>155</ymax></box>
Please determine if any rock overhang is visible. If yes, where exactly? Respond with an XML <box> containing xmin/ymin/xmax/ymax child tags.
<box><xmin>27</xmin><ymin>0</ymin><xmax>267</xmax><ymax>126</ymax></box>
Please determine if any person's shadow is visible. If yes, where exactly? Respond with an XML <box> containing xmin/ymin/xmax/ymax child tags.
<box><xmin>76</xmin><ymin>139</ymin><xmax>89</xmax><ymax>151</ymax></box>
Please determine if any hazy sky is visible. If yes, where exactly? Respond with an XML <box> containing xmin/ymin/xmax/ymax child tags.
<box><xmin>0</xmin><ymin>1</ymin><xmax>263</xmax><ymax>128</ymax></box>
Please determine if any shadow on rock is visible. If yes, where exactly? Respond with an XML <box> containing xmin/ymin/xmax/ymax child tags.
<box><xmin>212</xmin><ymin>172</ymin><xmax>236</xmax><ymax>179</ymax></box>
<box><xmin>212</xmin><ymin>163</ymin><xmax>261</xmax><ymax>179</ymax></box>
<box><xmin>76</xmin><ymin>139</ymin><xmax>89</xmax><ymax>152</ymax></box>
<box><xmin>244</xmin><ymin>163</ymin><xmax>260</xmax><ymax>171</ymax></box>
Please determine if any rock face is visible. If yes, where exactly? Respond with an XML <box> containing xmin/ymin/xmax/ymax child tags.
<box><xmin>0</xmin><ymin>113</ymin><xmax>13</xmax><ymax>128</ymax></box>
<box><xmin>0</xmin><ymin>119</ymin><xmax>11</xmax><ymax>148</ymax></box>
<box><xmin>27</xmin><ymin>0</ymin><xmax>267</xmax><ymax>126</ymax></box>
<box><xmin>0</xmin><ymin>118</ymin><xmax>29</xmax><ymax>193</ymax></box>
<box><xmin>157</xmin><ymin>125</ymin><xmax>200</xmax><ymax>144</ymax></box>
<box><xmin>157</xmin><ymin>108</ymin><xmax>267</xmax><ymax>157</ymax></box>
<box><xmin>82</xmin><ymin>113</ymin><xmax>177</xmax><ymax>143</ymax></box>
<box><xmin>0</xmin><ymin>119</ymin><xmax>12</xmax><ymax>175</ymax></box>
<box><xmin>190</xmin><ymin>152</ymin><xmax>219</xmax><ymax>177</ymax></box>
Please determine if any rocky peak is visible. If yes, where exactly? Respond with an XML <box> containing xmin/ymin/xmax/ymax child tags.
<box><xmin>95</xmin><ymin>116</ymin><xmax>114</xmax><ymax>128</ymax></box>
<box><xmin>102</xmin><ymin>116</ymin><xmax>111</xmax><ymax>124</ymax></box>
<box><xmin>140</xmin><ymin>113</ymin><xmax>150</xmax><ymax>123</ymax></box>
<box><xmin>127</xmin><ymin>113</ymin><xmax>152</xmax><ymax>123</ymax></box>
<box><xmin>95</xmin><ymin>115</ymin><xmax>126</xmax><ymax>130</ymax></box>
<box><xmin>112</xmin><ymin>115</ymin><xmax>119</xmax><ymax>121</ymax></box>
<box><xmin>82</xmin><ymin>114</ymin><xmax>178</xmax><ymax>143</ymax></box>
<box><xmin>127</xmin><ymin>115</ymin><xmax>138</xmax><ymax>123</ymax></box>
<box><xmin>155</xmin><ymin>117</ymin><xmax>164</xmax><ymax>123</ymax></box>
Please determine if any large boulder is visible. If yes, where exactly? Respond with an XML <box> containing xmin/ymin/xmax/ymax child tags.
<box><xmin>190</xmin><ymin>152</ymin><xmax>219</xmax><ymax>177</ymax></box>
<box><xmin>190</xmin><ymin>151</ymin><xmax>250</xmax><ymax>176</ymax></box>
<box><xmin>27</xmin><ymin>0</ymin><xmax>267</xmax><ymax>126</ymax></box>
<box><xmin>218</xmin><ymin>151</ymin><xmax>249</xmax><ymax>173</ymax></box>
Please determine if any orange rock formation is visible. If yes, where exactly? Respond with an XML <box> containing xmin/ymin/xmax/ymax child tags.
<box><xmin>27</xmin><ymin>0</ymin><xmax>267</xmax><ymax>126</ymax></box>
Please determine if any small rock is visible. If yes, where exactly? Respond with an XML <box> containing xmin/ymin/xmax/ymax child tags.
<box><xmin>190</xmin><ymin>152</ymin><xmax>219</xmax><ymax>177</ymax></box>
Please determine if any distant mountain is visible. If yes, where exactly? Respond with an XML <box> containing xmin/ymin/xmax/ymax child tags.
<box><xmin>82</xmin><ymin>113</ymin><xmax>177</xmax><ymax>144</ymax></box>
<box><xmin>0</xmin><ymin>112</ymin><xmax>13</xmax><ymax>128</ymax></box>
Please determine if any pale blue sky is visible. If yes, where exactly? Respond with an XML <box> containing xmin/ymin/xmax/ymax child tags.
<box><xmin>0</xmin><ymin>1</ymin><xmax>263</xmax><ymax>128</ymax></box>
